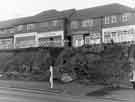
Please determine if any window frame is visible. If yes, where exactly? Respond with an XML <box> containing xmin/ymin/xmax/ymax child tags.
<box><xmin>70</xmin><ymin>21</ymin><xmax>79</xmax><ymax>29</ymax></box>
<box><xmin>122</xmin><ymin>13</ymin><xmax>129</xmax><ymax>22</ymax></box>
<box><xmin>81</xmin><ymin>19</ymin><xmax>94</xmax><ymax>27</ymax></box>
<box><xmin>27</xmin><ymin>23</ymin><xmax>35</xmax><ymax>31</ymax></box>
<box><xmin>111</xmin><ymin>16</ymin><xmax>117</xmax><ymax>23</ymax></box>
<box><xmin>104</xmin><ymin>16</ymin><xmax>110</xmax><ymax>24</ymax></box>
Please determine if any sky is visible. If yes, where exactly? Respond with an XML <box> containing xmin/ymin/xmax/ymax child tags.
<box><xmin>0</xmin><ymin>0</ymin><xmax>135</xmax><ymax>21</ymax></box>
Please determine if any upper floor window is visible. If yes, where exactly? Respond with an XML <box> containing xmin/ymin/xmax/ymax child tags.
<box><xmin>16</xmin><ymin>25</ymin><xmax>24</xmax><ymax>31</ymax></box>
<box><xmin>0</xmin><ymin>29</ymin><xmax>4</xmax><ymax>34</ymax></box>
<box><xmin>70</xmin><ymin>21</ymin><xmax>79</xmax><ymax>29</ymax></box>
<box><xmin>8</xmin><ymin>28</ymin><xmax>16</xmax><ymax>33</ymax></box>
<box><xmin>39</xmin><ymin>22</ymin><xmax>49</xmax><ymax>28</ymax></box>
<box><xmin>2</xmin><ymin>29</ymin><xmax>8</xmax><ymax>34</ymax></box>
<box><xmin>81</xmin><ymin>19</ymin><xmax>94</xmax><ymax>27</ymax></box>
<box><xmin>111</xmin><ymin>16</ymin><xmax>117</xmax><ymax>23</ymax></box>
<box><xmin>122</xmin><ymin>13</ymin><xmax>129</xmax><ymax>22</ymax></box>
<box><xmin>104</xmin><ymin>16</ymin><xmax>110</xmax><ymax>24</ymax></box>
<box><xmin>51</xmin><ymin>20</ymin><xmax>59</xmax><ymax>26</ymax></box>
<box><xmin>27</xmin><ymin>24</ymin><xmax>35</xmax><ymax>31</ymax></box>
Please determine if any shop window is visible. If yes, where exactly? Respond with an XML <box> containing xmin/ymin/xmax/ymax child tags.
<box><xmin>72</xmin><ymin>35</ymin><xmax>84</xmax><ymax>47</ymax></box>
<box><xmin>82</xmin><ymin>19</ymin><xmax>93</xmax><ymax>27</ymax></box>
<box><xmin>104</xmin><ymin>32</ymin><xmax>111</xmax><ymax>43</ymax></box>
<box><xmin>70</xmin><ymin>21</ymin><xmax>79</xmax><ymax>29</ymax></box>
<box><xmin>111</xmin><ymin>16</ymin><xmax>117</xmax><ymax>23</ymax></box>
<box><xmin>104</xmin><ymin>16</ymin><xmax>110</xmax><ymax>24</ymax></box>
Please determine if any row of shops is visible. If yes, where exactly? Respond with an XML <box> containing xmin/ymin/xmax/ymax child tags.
<box><xmin>1</xmin><ymin>24</ymin><xmax>135</xmax><ymax>49</ymax></box>
<box><xmin>0</xmin><ymin>30</ymin><xmax>64</xmax><ymax>49</ymax></box>
<box><xmin>0</xmin><ymin>4</ymin><xmax>135</xmax><ymax>49</ymax></box>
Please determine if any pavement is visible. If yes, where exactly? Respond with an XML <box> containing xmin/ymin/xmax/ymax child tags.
<box><xmin>0</xmin><ymin>87</ymin><xmax>121</xmax><ymax>102</ymax></box>
<box><xmin>0</xmin><ymin>79</ymin><xmax>104</xmax><ymax>96</ymax></box>
<box><xmin>0</xmin><ymin>80</ymin><xmax>134</xmax><ymax>101</ymax></box>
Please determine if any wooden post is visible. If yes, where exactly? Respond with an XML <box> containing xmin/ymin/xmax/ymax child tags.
<box><xmin>49</xmin><ymin>65</ymin><xmax>53</xmax><ymax>88</ymax></box>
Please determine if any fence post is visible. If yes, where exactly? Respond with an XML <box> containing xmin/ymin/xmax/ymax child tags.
<box><xmin>49</xmin><ymin>65</ymin><xmax>53</xmax><ymax>88</ymax></box>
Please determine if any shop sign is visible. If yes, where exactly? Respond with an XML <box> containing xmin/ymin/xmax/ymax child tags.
<box><xmin>71</xmin><ymin>31</ymin><xmax>89</xmax><ymax>35</ymax></box>
<box><xmin>38</xmin><ymin>31</ymin><xmax>64</xmax><ymax>38</ymax></box>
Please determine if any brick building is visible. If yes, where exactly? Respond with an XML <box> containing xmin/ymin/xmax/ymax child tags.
<box><xmin>0</xmin><ymin>3</ymin><xmax>134</xmax><ymax>49</ymax></box>
<box><xmin>69</xmin><ymin>3</ymin><xmax>134</xmax><ymax>47</ymax></box>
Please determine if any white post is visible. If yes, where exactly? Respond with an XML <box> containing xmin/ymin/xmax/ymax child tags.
<box><xmin>49</xmin><ymin>65</ymin><xmax>53</xmax><ymax>88</ymax></box>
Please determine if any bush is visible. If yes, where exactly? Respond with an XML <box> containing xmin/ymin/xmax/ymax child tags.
<box><xmin>55</xmin><ymin>45</ymin><xmax>131</xmax><ymax>86</ymax></box>
<box><xmin>0</xmin><ymin>45</ymin><xmax>131</xmax><ymax>85</ymax></box>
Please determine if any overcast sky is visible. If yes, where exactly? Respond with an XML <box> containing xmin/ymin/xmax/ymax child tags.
<box><xmin>0</xmin><ymin>0</ymin><xmax>135</xmax><ymax>21</ymax></box>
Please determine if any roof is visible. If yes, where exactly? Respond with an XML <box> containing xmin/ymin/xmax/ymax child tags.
<box><xmin>33</xmin><ymin>9</ymin><xmax>75</xmax><ymax>22</ymax></box>
<box><xmin>0</xmin><ymin>9</ymin><xmax>76</xmax><ymax>29</ymax></box>
<box><xmin>0</xmin><ymin>3</ymin><xmax>133</xmax><ymax>29</ymax></box>
<box><xmin>0</xmin><ymin>16</ymin><xmax>35</xmax><ymax>29</ymax></box>
<box><xmin>71</xmin><ymin>3</ymin><xmax>133</xmax><ymax>20</ymax></box>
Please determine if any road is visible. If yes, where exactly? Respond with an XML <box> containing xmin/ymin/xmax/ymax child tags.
<box><xmin>0</xmin><ymin>87</ymin><xmax>130</xmax><ymax>102</ymax></box>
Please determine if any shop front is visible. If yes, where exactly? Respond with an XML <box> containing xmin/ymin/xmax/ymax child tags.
<box><xmin>0</xmin><ymin>37</ymin><xmax>13</xmax><ymax>49</ymax></box>
<box><xmin>37</xmin><ymin>30</ymin><xmax>64</xmax><ymax>47</ymax></box>
<box><xmin>71</xmin><ymin>31</ymin><xmax>101</xmax><ymax>47</ymax></box>
<box><xmin>14</xmin><ymin>32</ymin><xmax>38</xmax><ymax>48</ymax></box>
<box><xmin>102</xmin><ymin>25</ymin><xmax>135</xmax><ymax>44</ymax></box>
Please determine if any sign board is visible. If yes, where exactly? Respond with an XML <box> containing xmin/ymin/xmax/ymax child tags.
<box><xmin>37</xmin><ymin>31</ymin><xmax>64</xmax><ymax>38</ymax></box>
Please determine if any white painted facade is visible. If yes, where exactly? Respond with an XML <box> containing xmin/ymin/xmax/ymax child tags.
<box><xmin>14</xmin><ymin>32</ymin><xmax>38</xmax><ymax>48</ymax></box>
<box><xmin>102</xmin><ymin>25</ymin><xmax>135</xmax><ymax>43</ymax></box>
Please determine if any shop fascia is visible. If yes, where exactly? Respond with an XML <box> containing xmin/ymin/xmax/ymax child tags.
<box><xmin>14</xmin><ymin>32</ymin><xmax>38</xmax><ymax>48</ymax></box>
<box><xmin>102</xmin><ymin>25</ymin><xmax>135</xmax><ymax>44</ymax></box>
<box><xmin>37</xmin><ymin>30</ymin><xmax>64</xmax><ymax>46</ymax></box>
